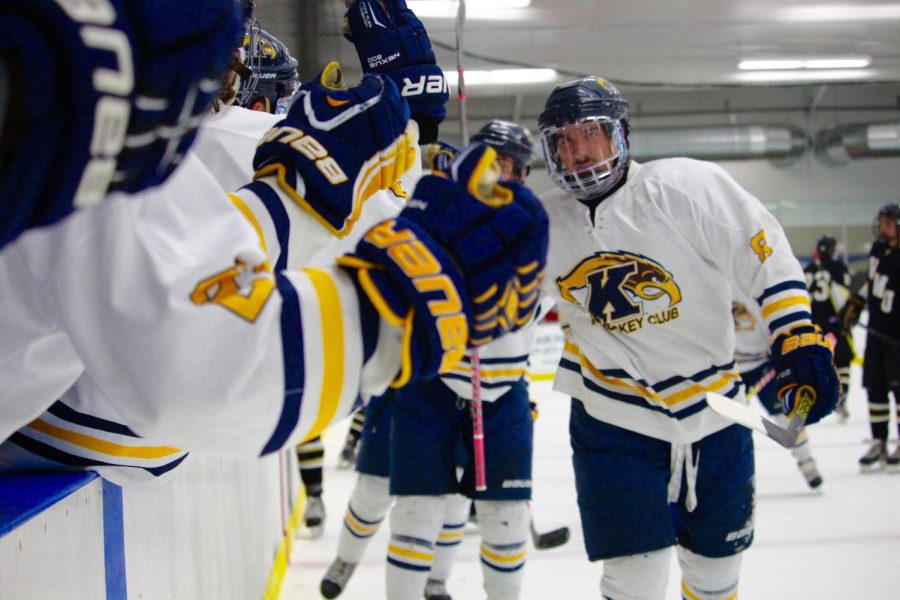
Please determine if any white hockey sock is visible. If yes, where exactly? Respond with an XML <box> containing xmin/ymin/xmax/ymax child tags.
<box><xmin>475</xmin><ymin>500</ymin><xmax>529</xmax><ymax>600</ymax></box>
<box><xmin>338</xmin><ymin>474</ymin><xmax>392</xmax><ymax>564</ymax></box>
<box><xmin>386</xmin><ymin>495</ymin><xmax>446</xmax><ymax>600</ymax></box>
<box><xmin>600</xmin><ymin>547</ymin><xmax>670</xmax><ymax>600</ymax></box>
<box><xmin>430</xmin><ymin>493</ymin><xmax>471</xmax><ymax>582</ymax></box>
<box><xmin>677</xmin><ymin>546</ymin><xmax>741</xmax><ymax>599</ymax></box>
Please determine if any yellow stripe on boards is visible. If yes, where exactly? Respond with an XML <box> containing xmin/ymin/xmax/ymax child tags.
<box><xmin>760</xmin><ymin>295</ymin><xmax>810</xmax><ymax>319</ymax></box>
<box><xmin>302</xmin><ymin>269</ymin><xmax>345</xmax><ymax>442</ymax></box>
<box><xmin>27</xmin><ymin>419</ymin><xmax>182</xmax><ymax>459</ymax></box>
<box><xmin>388</xmin><ymin>544</ymin><xmax>433</xmax><ymax>563</ymax></box>
<box><xmin>262</xmin><ymin>487</ymin><xmax>306</xmax><ymax>600</ymax></box>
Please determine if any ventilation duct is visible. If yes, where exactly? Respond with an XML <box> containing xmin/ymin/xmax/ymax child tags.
<box><xmin>814</xmin><ymin>122</ymin><xmax>900</xmax><ymax>166</ymax></box>
<box><xmin>629</xmin><ymin>125</ymin><xmax>807</xmax><ymax>164</ymax></box>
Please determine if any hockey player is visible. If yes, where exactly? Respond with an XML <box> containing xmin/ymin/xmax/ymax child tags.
<box><xmin>851</xmin><ymin>204</ymin><xmax>900</xmax><ymax>471</ymax></box>
<box><xmin>732</xmin><ymin>301</ymin><xmax>823</xmax><ymax>489</ymax></box>
<box><xmin>537</xmin><ymin>77</ymin><xmax>838</xmax><ymax>600</ymax></box>
<box><xmin>383</xmin><ymin>122</ymin><xmax>539</xmax><ymax>600</ymax></box>
<box><xmin>320</xmin><ymin>127</ymin><xmax>536</xmax><ymax>600</ymax></box>
<box><xmin>0</xmin><ymin>0</ymin><xmax>548</xmax><ymax>468</ymax></box>
<box><xmin>804</xmin><ymin>234</ymin><xmax>854</xmax><ymax>421</ymax></box>
<box><xmin>236</xmin><ymin>27</ymin><xmax>300</xmax><ymax>115</ymax></box>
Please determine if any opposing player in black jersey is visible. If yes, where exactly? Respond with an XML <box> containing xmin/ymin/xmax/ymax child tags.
<box><xmin>804</xmin><ymin>235</ymin><xmax>854</xmax><ymax>421</ymax></box>
<box><xmin>850</xmin><ymin>205</ymin><xmax>900</xmax><ymax>471</ymax></box>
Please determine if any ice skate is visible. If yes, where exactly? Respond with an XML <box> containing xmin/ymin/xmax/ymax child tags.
<box><xmin>886</xmin><ymin>445</ymin><xmax>900</xmax><ymax>473</ymax></box>
<box><xmin>304</xmin><ymin>495</ymin><xmax>326</xmax><ymax>539</ymax></box>
<box><xmin>320</xmin><ymin>558</ymin><xmax>357</xmax><ymax>599</ymax></box>
<box><xmin>797</xmin><ymin>458</ymin><xmax>823</xmax><ymax>489</ymax></box>
<box><xmin>424</xmin><ymin>578</ymin><xmax>452</xmax><ymax>600</ymax></box>
<box><xmin>337</xmin><ymin>444</ymin><xmax>357</xmax><ymax>470</ymax></box>
<box><xmin>859</xmin><ymin>440</ymin><xmax>887</xmax><ymax>473</ymax></box>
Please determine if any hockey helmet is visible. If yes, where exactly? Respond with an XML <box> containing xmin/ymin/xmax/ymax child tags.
<box><xmin>875</xmin><ymin>203</ymin><xmax>900</xmax><ymax>242</ymax></box>
<box><xmin>238</xmin><ymin>28</ymin><xmax>299</xmax><ymax>114</ymax></box>
<box><xmin>816</xmin><ymin>235</ymin><xmax>837</xmax><ymax>258</ymax></box>
<box><xmin>471</xmin><ymin>120</ymin><xmax>535</xmax><ymax>182</ymax></box>
<box><xmin>538</xmin><ymin>77</ymin><xmax>630</xmax><ymax>200</ymax></box>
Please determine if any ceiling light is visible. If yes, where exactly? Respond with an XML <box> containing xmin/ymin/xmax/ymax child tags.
<box><xmin>733</xmin><ymin>69</ymin><xmax>877</xmax><ymax>83</ymax></box>
<box><xmin>444</xmin><ymin>68</ymin><xmax>558</xmax><ymax>86</ymax></box>
<box><xmin>738</xmin><ymin>60</ymin><xmax>804</xmax><ymax>70</ymax></box>
<box><xmin>776</xmin><ymin>4</ymin><xmax>900</xmax><ymax>22</ymax></box>
<box><xmin>803</xmin><ymin>58</ymin><xmax>871</xmax><ymax>69</ymax></box>
<box><xmin>408</xmin><ymin>0</ymin><xmax>531</xmax><ymax>19</ymax></box>
<box><xmin>739</xmin><ymin>57</ymin><xmax>871</xmax><ymax>71</ymax></box>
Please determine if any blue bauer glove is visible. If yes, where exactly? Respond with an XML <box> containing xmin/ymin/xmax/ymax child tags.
<box><xmin>343</xmin><ymin>0</ymin><xmax>449</xmax><ymax>143</ymax></box>
<box><xmin>338</xmin><ymin>142</ymin><xmax>549</xmax><ymax>386</ymax></box>
<box><xmin>251</xmin><ymin>62</ymin><xmax>417</xmax><ymax>237</ymax></box>
<box><xmin>770</xmin><ymin>324</ymin><xmax>840</xmax><ymax>425</ymax></box>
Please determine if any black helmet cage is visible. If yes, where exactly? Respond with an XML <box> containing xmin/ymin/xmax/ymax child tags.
<box><xmin>238</xmin><ymin>25</ymin><xmax>299</xmax><ymax>113</ymax></box>
<box><xmin>471</xmin><ymin>120</ymin><xmax>535</xmax><ymax>180</ymax></box>
<box><xmin>538</xmin><ymin>77</ymin><xmax>631</xmax><ymax>200</ymax></box>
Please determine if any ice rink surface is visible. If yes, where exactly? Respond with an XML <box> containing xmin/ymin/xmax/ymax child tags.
<box><xmin>280</xmin><ymin>363</ymin><xmax>900</xmax><ymax>599</ymax></box>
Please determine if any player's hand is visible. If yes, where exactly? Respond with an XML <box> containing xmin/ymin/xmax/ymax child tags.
<box><xmin>343</xmin><ymin>0</ymin><xmax>449</xmax><ymax>142</ymax></box>
<box><xmin>251</xmin><ymin>62</ymin><xmax>416</xmax><ymax>236</ymax></box>
<box><xmin>338</xmin><ymin>143</ymin><xmax>549</xmax><ymax>386</ymax></box>
<box><xmin>770</xmin><ymin>324</ymin><xmax>839</xmax><ymax>425</ymax></box>
<box><xmin>838</xmin><ymin>292</ymin><xmax>865</xmax><ymax>336</ymax></box>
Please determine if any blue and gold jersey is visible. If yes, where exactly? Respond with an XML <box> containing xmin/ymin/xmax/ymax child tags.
<box><xmin>541</xmin><ymin>158</ymin><xmax>811</xmax><ymax>444</ymax></box>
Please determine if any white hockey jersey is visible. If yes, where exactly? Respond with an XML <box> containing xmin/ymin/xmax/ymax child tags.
<box><xmin>0</xmin><ymin>112</ymin><xmax>407</xmax><ymax>468</ymax></box>
<box><xmin>541</xmin><ymin>159</ymin><xmax>812</xmax><ymax>444</ymax></box>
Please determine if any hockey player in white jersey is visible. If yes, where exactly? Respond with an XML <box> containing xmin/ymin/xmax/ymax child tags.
<box><xmin>732</xmin><ymin>300</ymin><xmax>823</xmax><ymax>489</ymax></box>
<box><xmin>0</xmin><ymin>0</ymin><xmax>549</xmax><ymax>469</ymax></box>
<box><xmin>537</xmin><ymin>77</ymin><xmax>838</xmax><ymax>599</ymax></box>
<box><xmin>320</xmin><ymin>120</ymin><xmax>534</xmax><ymax>600</ymax></box>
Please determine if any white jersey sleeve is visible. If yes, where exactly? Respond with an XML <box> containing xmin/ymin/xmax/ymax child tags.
<box><xmin>655</xmin><ymin>160</ymin><xmax>811</xmax><ymax>339</ymax></box>
<box><xmin>0</xmin><ymin>154</ymin><xmax>400</xmax><ymax>458</ymax></box>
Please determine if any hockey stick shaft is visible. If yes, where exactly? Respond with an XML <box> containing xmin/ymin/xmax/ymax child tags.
<box><xmin>469</xmin><ymin>352</ymin><xmax>487</xmax><ymax>492</ymax></box>
<box><xmin>455</xmin><ymin>0</ymin><xmax>485</xmax><ymax>492</ymax></box>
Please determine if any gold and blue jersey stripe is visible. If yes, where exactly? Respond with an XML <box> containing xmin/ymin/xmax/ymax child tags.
<box><xmin>756</xmin><ymin>280</ymin><xmax>812</xmax><ymax>337</ymax></box>
<box><xmin>559</xmin><ymin>342</ymin><xmax>741</xmax><ymax>420</ymax></box>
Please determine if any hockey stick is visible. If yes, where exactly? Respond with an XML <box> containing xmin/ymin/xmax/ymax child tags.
<box><xmin>530</xmin><ymin>519</ymin><xmax>570</xmax><ymax>550</ymax></box>
<box><xmin>706</xmin><ymin>386</ymin><xmax>816</xmax><ymax>449</ymax></box>
<box><xmin>454</xmin><ymin>0</ymin><xmax>486</xmax><ymax>492</ymax></box>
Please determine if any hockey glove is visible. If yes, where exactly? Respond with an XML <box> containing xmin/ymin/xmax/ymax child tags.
<box><xmin>343</xmin><ymin>0</ymin><xmax>449</xmax><ymax>143</ymax></box>
<box><xmin>252</xmin><ymin>62</ymin><xmax>416</xmax><ymax>237</ymax></box>
<box><xmin>770</xmin><ymin>324</ymin><xmax>839</xmax><ymax>425</ymax></box>
<box><xmin>338</xmin><ymin>143</ymin><xmax>549</xmax><ymax>386</ymax></box>
<box><xmin>838</xmin><ymin>291</ymin><xmax>865</xmax><ymax>336</ymax></box>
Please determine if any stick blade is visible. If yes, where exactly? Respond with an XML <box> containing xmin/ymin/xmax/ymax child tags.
<box><xmin>706</xmin><ymin>392</ymin><xmax>797</xmax><ymax>448</ymax></box>
<box><xmin>533</xmin><ymin>526</ymin><xmax>570</xmax><ymax>550</ymax></box>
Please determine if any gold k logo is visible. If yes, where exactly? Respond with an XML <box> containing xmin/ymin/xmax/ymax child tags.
<box><xmin>556</xmin><ymin>252</ymin><xmax>682</xmax><ymax>328</ymax></box>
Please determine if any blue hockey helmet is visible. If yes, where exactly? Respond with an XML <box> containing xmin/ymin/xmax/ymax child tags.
<box><xmin>471</xmin><ymin>119</ymin><xmax>535</xmax><ymax>181</ymax></box>
<box><xmin>538</xmin><ymin>77</ymin><xmax>630</xmax><ymax>200</ymax></box>
<box><xmin>0</xmin><ymin>0</ymin><xmax>241</xmax><ymax>249</ymax></box>
<box><xmin>238</xmin><ymin>28</ymin><xmax>300</xmax><ymax>115</ymax></box>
